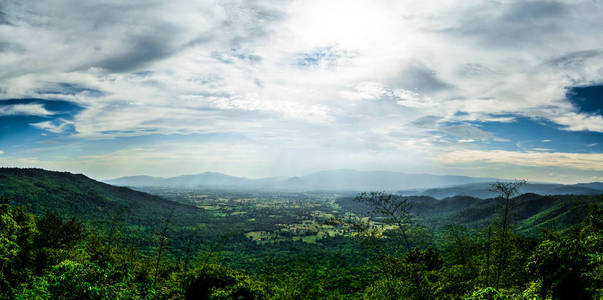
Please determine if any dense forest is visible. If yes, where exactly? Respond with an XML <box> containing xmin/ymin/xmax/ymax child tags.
<box><xmin>1</xmin><ymin>168</ymin><xmax>602</xmax><ymax>299</ymax></box>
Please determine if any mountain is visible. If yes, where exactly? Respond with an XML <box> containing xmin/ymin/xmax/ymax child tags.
<box><xmin>574</xmin><ymin>182</ymin><xmax>603</xmax><ymax>190</ymax></box>
<box><xmin>165</xmin><ymin>172</ymin><xmax>252</xmax><ymax>187</ymax></box>
<box><xmin>102</xmin><ymin>175</ymin><xmax>167</xmax><ymax>186</ymax></box>
<box><xmin>107</xmin><ymin>172</ymin><xmax>252</xmax><ymax>188</ymax></box>
<box><xmin>107</xmin><ymin>170</ymin><xmax>603</xmax><ymax>196</ymax></box>
<box><xmin>107</xmin><ymin>169</ymin><xmax>497</xmax><ymax>191</ymax></box>
<box><xmin>275</xmin><ymin>169</ymin><xmax>497</xmax><ymax>191</ymax></box>
<box><xmin>0</xmin><ymin>168</ymin><xmax>203</xmax><ymax>249</ymax></box>
<box><xmin>403</xmin><ymin>182</ymin><xmax>603</xmax><ymax>199</ymax></box>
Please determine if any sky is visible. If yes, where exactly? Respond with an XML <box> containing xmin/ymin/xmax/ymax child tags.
<box><xmin>0</xmin><ymin>0</ymin><xmax>602</xmax><ymax>183</ymax></box>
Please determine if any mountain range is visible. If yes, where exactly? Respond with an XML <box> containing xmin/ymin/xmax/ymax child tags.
<box><xmin>106</xmin><ymin>169</ymin><xmax>497</xmax><ymax>191</ymax></box>
<box><xmin>2</xmin><ymin>167</ymin><xmax>602</xmax><ymax>237</ymax></box>
<box><xmin>106</xmin><ymin>169</ymin><xmax>603</xmax><ymax>197</ymax></box>
<box><xmin>400</xmin><ymin>181</ymin><xmax>603</xmax><ymax>199</ymax></box>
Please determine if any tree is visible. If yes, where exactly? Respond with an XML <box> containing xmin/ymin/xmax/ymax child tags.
<box><xmin>489</xmin><ymin>180</ymin><xmax>526</xmax><ymax>289</ymax></box>
<box><xmin>185</xmin><ymin>264</ymin><xmax>268</xmax><ymax>299</ymax></box>
<box><xmin>16</xmin><ymin>260</ymin><xmax>132</xmax><ymax>300</ymax></box>
<box><xmin>527</xmin><ymin>204</ymin><xmax>602</xmax><ymax>299</ymax></box>
<box><xmin>354</xmin><ymin>192</ymin><xmax>416</xmax><ymax>252</ymax></box>
<box><xmin>353</xmin><ymin>192</ymin><xmax>439</xmax><ymax>300</ymax></box>
<box><xmin>153</xmin><ymin>208</ymin><xmax>175</xmax><ymax>287</ymax></box>
<box><xmin>0</xmin><ymin>201</ymin><xmax>37</xmax><ymax>299</ymax></box>
<box><xmin>440</xmin><ymin>224</ymin><xmax>478</xmax><ymax>275</ymax></box>
<box><xmin>33</xmin><ymin>213</ymin><xmax>85</xmax><ymax>274</ymax></box>
<box><xmin>483</xmin><ymin>226</ymin><xmax>493</xmax><ymax>287</ymax></box>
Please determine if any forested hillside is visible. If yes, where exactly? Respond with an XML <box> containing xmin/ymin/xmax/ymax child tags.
<box><xmin>336</xmin><ymin>193</ymin><xmax>602</xmax><ymax>235</ymax></box>
<box><xmin>0</xmin><ymin>168</ymin><xmax>204</xmax><ymax>253</ymax></box>
<box><xmin>1</xmin><ymin>168</ymin><xmax>601</xmax><ymax>299</ymax></box>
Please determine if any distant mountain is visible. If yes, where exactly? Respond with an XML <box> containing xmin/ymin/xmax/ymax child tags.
<box><xmin>107</xmin><ymin>172</ymin><xmax>257</xmax><ymax>189</ymax></box>
<box><xmin>402</xmin><ymin>182</ymin><xmax>603</xmax><ymax>199</ymax></box>
<box><xmin>103</xmin><ymin>175</ymin><xmax>167</xmax><ymax>186</ymax></box>
<box><xmin>572</xmin><ymin>182</ymin><xmax>603</xmax><ymax>191</ymax></box>
<box><xmin>164</xmin><ymin>172</ymin><xmax>252</xmax><ymax>187</ymax></box>
<box><xmin>276</xmin><ymin>169</ymin><xmax>496</xmax><ymax>191</ymax></box>
<box><xmin>106</xmin><ymin>169</ymin><xmax>497</xmax><ymax>191</ymax></box>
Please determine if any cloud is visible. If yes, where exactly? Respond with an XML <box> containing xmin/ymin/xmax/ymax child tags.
<box><xmin>35</xmin><ymin>82</ymin><xmax>104</xmax><ymax>97</ymax></box>
<box><xmin>0</xmin><ymin>104</ymin><xmax>53</xmax><ymax>116</ymax></box>
<box><xmin>450</xmin><ymin>1</ymin><xmax>569</xmax><ymax>48</ymax></box>
<box><xmin>91</xmin><ymin>34</ymin><xmax>178</xmax><ymax>73</ymax></box>
<box><xmin>29</xmin><ymin>118</ymin><xmax>77</xmax><ymax>134</ymax></box>
<box><xmin>548</xmin><ymin>49</ymin><xmax>602</xmax><ymax>70</ymax></box>
<box><xmin>0</xmin><ymin>2</ymin><xmax>9</xmax><ymax>25</ymax></box>
<box><xmin>393</xmin><ymin>89</ymin><xmax>436</xmax><ymax>108</ymax></box>
<box><xmin>437</xmin><ymin>124</ymin><xmax>510</xmax><ymax>143</ymax></box>
<box><xmin>410</xmin><ymin>115</ymin><xmax>442</xmax><ymax>127</ymax></box>
<box><xmin>341</xmin><ymin>82</ymin><xmax>436</xmax><ymax>108</ymax></box>
<box><xmin>550</xmin><ymin>112</ymin><xmax>603</xmax><ymax>132</ymax></box>
<box><xmin>388</xmin><ymin>62</ymin><xmax>451</xmax><ymax>93</ymax></box>
<box><xmin>0</xmin><ymin>0</ymin><xmax>602</xmax><ymax>181</ymax></box>
<box><xmin>293</xmin><ymin>46</ymin><xmax>352</xmax><ymax>69</ymax></box>
<box><xmin>341</xmin><ymin>82</ymin><xmax>389</xmax><ymax>101</ymax></box>
<box><xmin>439</xmin><ymin>150</ymin><xmax>603</xmax><ymax>171</ymax></box>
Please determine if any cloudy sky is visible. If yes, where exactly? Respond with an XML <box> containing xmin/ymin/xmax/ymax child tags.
<box><xmin>1</xmin><ymin>0</ymin><xmax>602</xmax><ymax>182</ymax></box>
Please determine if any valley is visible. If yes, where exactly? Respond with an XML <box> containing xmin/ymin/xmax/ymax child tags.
<box><xmin>1</xmin><ymin>168</ymin><xmax>601</xmax><ymax>299</ymax></box>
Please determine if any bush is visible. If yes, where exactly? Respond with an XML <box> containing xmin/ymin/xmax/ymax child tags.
<box><xmin>185</xmin><ymin>264</ymin><xmax>268</xmax><ymax>299</ymax></box>
<box><xmin>17</xmin><ymin>260</ymin><xmax>132</xmax><ymax>300</ymax></box>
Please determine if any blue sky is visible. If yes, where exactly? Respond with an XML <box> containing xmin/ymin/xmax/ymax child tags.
<box><xmin>0</xmin><ymin>0</ymin><xmax>602</xmax><ymax>183</ymax></box>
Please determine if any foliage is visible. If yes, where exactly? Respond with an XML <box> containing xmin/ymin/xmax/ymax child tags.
<box><xmin>0</xmin><ymin>202</ymin><xmax>37</xmax><ymax>298</ymax></box>
<box><xmin>466</xmin><ymin>287</ymin><xmax>508</xmax><ymax>300</ymax></box>
<box><xmin>185</xmin><ymin>264</ymin><xmax>269</xmax><ymax>299</ymax></box>
<box><xmin>16</xmin><ymin>260</ymin><xmax>133</xmax><ymax>300</ymax></box>
<box><xmin>490</xmin><ymin>180</ymin><xmax>526</xmax><ymax>289</ymax></box>
<box><xmin>0</xmin><ymin>169</ymin><xmax>602</xmax><ymax>299</ymax></box>
<box><xmin>526</xmin><ymin>204</ymin><xmax>602</xmax><ymax>299</ymax></box>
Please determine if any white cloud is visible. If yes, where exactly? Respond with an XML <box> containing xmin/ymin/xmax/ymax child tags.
<box><xmin>438</xmin><ymin>150</ymin><xmax>603</xmax><ymax>171</ymax></box>
<box><xmin>29</xmin><ymin>118</ymin><xmax>75</xmax><ymax>134</ymax></box>
<box><xmin>393</xmin><ymin>89</ymin><xmax>435</xmax><ymax>108</ymax></box>
<box><xmin>340</xmin><ymin>83</ymin><xmax>436</xmax><ymax>108</ymax></box>
<box><xmin>549</xmin><ymin>112</ymin><xmax>603</xmax><ymax>132</ymax></box>
<box><xmin>0</xmin><ymin>104</ymin><xmax>53</xmax><ymax>116</ymax></box>
<box><xmin>341</xmin><ymin>81</ymin><xmax>389</xmax><ymax>101</ymax></box>
<box><xmin>531</xmin><ymin>148</ymin><xmax>552</xmax><ymax>152</ymax></box>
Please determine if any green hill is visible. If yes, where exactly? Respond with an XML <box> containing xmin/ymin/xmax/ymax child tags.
<box><xmin>0</xmin><ymin>168</ymin><xmax>203</xmax><ymax>251</ymax></box>
<box><xmin>336</xmin><ymin>193</ymin><xmax>603</xmax><ymax>235</ymax></box>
